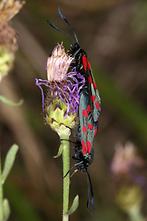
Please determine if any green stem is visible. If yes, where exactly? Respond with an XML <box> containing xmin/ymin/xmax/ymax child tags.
<box><xmin>62</xmin><ymin>139</ymin><xmax>70</xmax><ymax>221</ymax></box>
<box><xmin>0</xmin><ymin>158</ymin><xmax>3</xmax><ymax>221</ymax></box>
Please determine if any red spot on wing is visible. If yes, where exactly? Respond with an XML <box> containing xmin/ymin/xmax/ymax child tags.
<box><xmin>91</xmin><ymin>95</ymin><xmax>96</xmax><ymax>102</ymax></box>
<box><xmin>82</xmin><ymin>106</ymin><xmax>91</xmax><ymax>118</ymax></box>
<box><xmin>81</xmin><ymin>140</ymin><xmax>87</xmax><ymax>155</ymax></box>
<box><xmin>86</xmin><ymin>141</ymin><xmax>92</xmax><ymax>153</ymax></box>
<box><xmin>94</xmin><ymin>128</ymin><xmax>98</xmax><ymax>136</ymax></box>
<box><xmin>93</xmin><ymin>82</ymin><xmax>97</xmax><ymax>89</ymax></box>
<box><xmin>82</xmin><ymin>140</ymin><xmax>92</xmax><ymax>154</ymax></box>
<box><xmin>88</xmin><ymin>123</ymin><xmax>93</xmax><ymax>130</ymax></box>
<box><xmin>82</xmin><ymin>126</ymin><xmax>87</xmax><ymax>133</ymax></box>
<box><xmin>82</xmin><ymin>109</ymin><xmax>88</xmax><ymax>117</ymax></box>
<box><xmin>88</xmin><ymin>61</ymin><xmax>91</xmax><ymax>70</ymax></box>
<box><xmin>88</xmin><ymin>76</ymin><xmax>93</xmax><ymax>84</ymax></box>
<box><xmin>86</xmin><ymin>105</ymin><xmax>91</xmax><ymax>113</ymax></box>
<box><xmin>95</xmin><ymin>101</ymin><xmax>101</xmax><ymax>110</ymax></box>
<box><xmin>82</xmin><ymin>55</ymin><xmax>88</xmax><ymax>71</ymax></box>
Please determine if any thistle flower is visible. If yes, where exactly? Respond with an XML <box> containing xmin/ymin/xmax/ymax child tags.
<box><xmin>111</xmin><ymin>142</ymin><xmax>144</xmax><ymax>176</ymax></box>
<box><xmin>0</xmin><ymin>0</ymin><xmax>24</xmax><ymax>24</ymax></box>
<box><xmin>111</xmin><ymin>142</ymin><xmax>146</xmax><ymax>221</ymax></box>
<box><xmin>0</xmin><ymin>0</ymin><xmax>24</xmax><ymax>81</ymax></box>
<box><xmin>36</xmin><ymin>43</ymin><xmax>85</xmax><ymax>135</ymax></box>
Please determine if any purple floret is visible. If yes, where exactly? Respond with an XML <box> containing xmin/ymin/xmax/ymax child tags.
<box><xmin>35</xmin><ymin>67</ymin><xmax>85</xmax><ymax>115</ymax></box>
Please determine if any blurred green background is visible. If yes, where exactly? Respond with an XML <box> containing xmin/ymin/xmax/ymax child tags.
<box><xmin>0</xmin><ymin>0</ymin><xmax>147</xmax><ymax>220</ymax></box>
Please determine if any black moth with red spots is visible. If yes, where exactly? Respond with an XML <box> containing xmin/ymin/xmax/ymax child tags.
<box><xmin>68</xmin><ymin>42</ymin><xmax>101</xmax><ymax>207</ymax></box>
<box><xmin>69</xmin><ymin>42</ymin><xmax>101</xmax><ymax>171</ymax></box>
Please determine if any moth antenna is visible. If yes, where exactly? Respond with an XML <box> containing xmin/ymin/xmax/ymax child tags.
<box><xmin>47</xmin><ymin>1</ymin><xmax>79</xmax><ymax>43</ymax></box>
<box><xmin>47</xmin><ymin>19</ymin><xmax>65</xmax><ymax>33</ymax></box>
<box><xmin>57</xmin><ymin>7</ymin><xmax>79</xmax><ymax>44</ymax></box>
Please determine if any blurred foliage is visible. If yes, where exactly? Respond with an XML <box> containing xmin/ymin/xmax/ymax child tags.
<box><xmin>94</xmin><ymin>69</ymin><xmax>147</xmax><ymax>149</ymax></box>
<box><xmin>0</xmin><ymin>144</ymin><xmax>19</xmax><ymax>221</ymax></box>
<box><xmin>6</xmin><ymin>183</ymin><xmax>41</xmax><ymax>221</ymax></box>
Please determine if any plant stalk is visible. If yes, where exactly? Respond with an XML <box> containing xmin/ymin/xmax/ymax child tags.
<box><xmin>62</xmin><ymin>139</ymin><xmax>70</xmax><ymax>221</ymax></box>
<box><xmin>0</xmin><ymin>158</ymin><xmax>3</xmax><ymax>221</ymax></box>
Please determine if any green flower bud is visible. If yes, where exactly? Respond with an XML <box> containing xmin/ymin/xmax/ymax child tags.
<box><xmin>46</xmin><ymin>98</ymin><xmax>76</xmax><ymax>137</ymax></box>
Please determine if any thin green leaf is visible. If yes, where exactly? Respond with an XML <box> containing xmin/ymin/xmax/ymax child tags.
<box><xmin>0</xmin><ymin>95</ymin><xmax>23</xmax><ymax>106</ymax></box>
<box><xmin>3</xmin><ymin>199</ymin><xmax>10</xmax><ymax>221</ymax></box>
<box><xmin>2</xmin><ymin>144</ymin><xmax>19</xmax><ymax>184</ymax></box>
<box><xmin>54</xmin><ymin>144</ymin><xmax>63</xmax><ymax>158</ymax></box>
<box><xmin>67</xmin><ymin>195</ymin><xmax>79</xmax><ymax>215</ymax></box>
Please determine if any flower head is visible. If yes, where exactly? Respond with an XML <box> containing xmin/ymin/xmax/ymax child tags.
<box><xmin>111</xmin><ymin>142</ymin><xmax>144</xmax><ymax>176</ymax></box>
<box><xmin>47</xmin><ymin>43</ymin><xmax>73</xmax><ymax>82</ymax></box>
<box><xmin>0</xmin><ymin>0</ymin><xmax>24</xmax><ymax>81</ymax></box>
<box><xmin>0</xmin><ymin>0</ymin><xmax>25</xmax><ymax>25</ymax></box>
<box><xmin>36</xmin><ymin>43</ymin><xmax>85</xmax><ymax>134</ymax></box>
<box><xmin>111</xmin><ymin>142</ymin><xmax>146</xmax><ymax>220</ymax></box>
